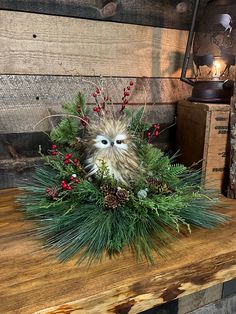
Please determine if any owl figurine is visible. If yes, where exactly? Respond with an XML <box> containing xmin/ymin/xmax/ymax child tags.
<box><xmin>83</xmin><ymin>116</ymin><xmax>140</xmax><ymax>185</ymax></box>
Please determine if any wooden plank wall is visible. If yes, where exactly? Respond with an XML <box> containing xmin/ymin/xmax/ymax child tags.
<box><xmin>0</xmin><ymin>11</ymin><xmax>190</xmax><ymax>77</ymax></box>
<box><xmin>0</xmin><ymin>0</ymin><xmax>208</xmax><ymax>29</ymax></box>
<box><xmin>0</xmin><ymin>4</ymin><xmax>193</xmax><ymax>181</ymax></box>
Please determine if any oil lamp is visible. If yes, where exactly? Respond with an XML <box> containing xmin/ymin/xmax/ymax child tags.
<box><xmin>181</xmin><ymin>0</ymin><xmax>235</xmax><ymax>103</ymax></box>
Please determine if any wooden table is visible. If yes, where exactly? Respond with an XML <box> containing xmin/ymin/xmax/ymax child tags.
<box><xmin>1</xmin><ymin>188</ymin><xmax>236</xmax><ymax>314</ymax></box>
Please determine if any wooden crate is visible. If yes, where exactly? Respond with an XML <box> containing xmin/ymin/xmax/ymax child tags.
<box><xmin>176</xmin><ymin>100</ymin><xmax>230</xmax><ymax>192</ymax></box>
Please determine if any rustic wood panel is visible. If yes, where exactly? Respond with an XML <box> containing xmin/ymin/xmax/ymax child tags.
<box><xmin>176</xmin><ymin>101</ymin><xmax>230</xmax><ymax>193</ymax></box>
<box><xmin>0</xmin><ymin>132</ymin><xmax>49</xmax><ymax>188</ymax></box>
<box><xmin>0</xmin><ymin>132</ymin><xmax>50</xmax><ymax>159</ymax></box>
<box><xmin>0</xmin><ymin>157</ymin><xmax>43</xmax><ymax>189</ymax></box>
<box><xmin>189</xmin><ymin>294</ymin><xmax>236</xmax><ymax>314</ymax></box>
<box><xmin>0</xmin><ymin>0</ymin><xmax>208</xmax><ymax>30</ymax></box>
<box><xmin>178</xmin><ymin>284</ymin><xmax>223</xmax><ymax>314</ymax></box>
<box><xmin>0</xmin><ymin>76</ymin><xmax>192</xmax><ymax>106</ymax></box>
<box><xmin>0</xmin><ymin>107</ymin><xmax>52</xmax><ymax>133</ymax></box>
<box><xmin>0</xmin><ymin>105</ymin><xmax>176</xmax><ymax>134</ymax></box>
<box><xmin>0</xmin><ymin>10</ymin><xmax>190</xmax><ymax>77</ymax></box>
<box><xmin>1</xmin><ymin>189</ymin><xmax>236</xmax><ymax>313</ymax></box>
<box><xmin>0</xmin><ymin>76</ymin><xmax>191</xmax><ymax>133</ymax></box>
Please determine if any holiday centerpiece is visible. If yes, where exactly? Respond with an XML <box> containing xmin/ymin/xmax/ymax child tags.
<box><xmin>18</xmin><ymin>81</ymin><xmax>227</xmax><ymax>265</ymax></box>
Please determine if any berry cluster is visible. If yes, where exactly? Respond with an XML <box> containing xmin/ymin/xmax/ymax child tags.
<box><xmin>91</xmin><ymin>81</ymin><xmax>134</xmax><ymax>114</ymax></box>
<box><xmin>63</xmin><ymin>154</ymin><xmax>79</xmax><ymax>167</ymax></box>
<box><xmin>92</xmin><ymin>87</ymin><xmax>109</xmax><ymax>113</ymax></box>
<box><xmin>120</xmin><ymin>80</ymin><xmax>134</xmax><ymax>112</ymax></box>
<box><xmin>63</xmin><ymin>153</ymin><xmax>72</xmax><ymax>165</ymax></box>
<box><xmin>51</xmin><ymin>144</ymin><xmax>58</xmax><ymax>155</ymax></box>
<box><xmin>61</xmin><ymin>174</ymin><xmax>81</xmax><ymax>191</ymax></box>
<box><xmin>45</xmin><ymin>175</ymin><xmax>81</xmax><ymax>197</ymax></box>
<box><xmin>147</xmin><ymin>124</ymin><xmax>160</xmax><ymax>139</ymax></box>
<box><xmin>50</xmin><ymin>145</ymin><xmax>80</xmax><ymax>167</ymax></box>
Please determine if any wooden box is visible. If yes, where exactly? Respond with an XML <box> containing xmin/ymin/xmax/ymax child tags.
<box><xmin>176</xmin><ymin>100</ymin><xmax>230</xmax><ymax>192</ymax></box>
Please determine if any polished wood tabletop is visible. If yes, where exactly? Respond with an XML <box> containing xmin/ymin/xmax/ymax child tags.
<box><xmin>1</xmin><ymin>188</ymin><xmax>236</xmax><ymax>314</ymax></box>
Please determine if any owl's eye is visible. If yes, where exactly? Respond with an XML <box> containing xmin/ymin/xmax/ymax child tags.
<box><xmin>102</xmin><ymin>139</ymin><xmax>108</xmax><ymax>145</ymax></box>
<box><xmin>116</xmin><ymin>140</ymin><xmax>123</xmax><ymax>145</ymax></box>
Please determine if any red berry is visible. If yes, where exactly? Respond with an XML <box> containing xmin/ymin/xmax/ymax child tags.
<box><xmin>124</xmin><ymin>91</ymin><xmax>130</xmax><ymax>97</ymax></box>
<box><xmin>129</xmin><ymin>81</ymin><xmax>134</xmax><ymax>86</ymax></box>
<box><xmin>74</xmin><ymin>158</ymin><xmax>78</xmax><ymax>163</ymax></box>
<box><xmin>153</xmin><ymin>124</ymin><xmax>160</xmax><ymax>130</ymax></box>
<box><xmin>93</xmin><ymin>107</ymin><xmax>101</xmax><ymax>112</ymax></box>
<box><xmin>51</xmin><ymin>151</ymin><xmax>57</xmax><ymax>155</ymax></box>
<box><xmin>61</xmin><ymin>180</ymin><xmax>66</xmax><ymax>185</ymax></box>
<box><xmin>52</xmin><ymin>144</ymin><xmax>57</xmax><ymax>149</ymax></box>
<box><xmin>124</xmin><ymin>99</ymin><xmax>129</xmax><ymax>105</ymax></box>
<box><xmin>147</xmin><ymin>132</ymin><xmax>151</xmax><ymax>137</ymax></box>
<box><xmin>92</xmin><ymin>92</ymin><xmax>97</xmax><ymax>98</ymax></box>
<box><xmin>127</xmin><ymin>86</ymin><xmax>131</xmax><ymax>90</ymax></box>
<box><xmin>75</xmin><ymin>179</ymin><xmax>80</xmax><ymax>183</ymax></box>
<box><xmin>45</xmin><ymin>188</ymin><xmax>51</xmax><ymax>193</ymax></box>
<box><xmin>67</xmin><ymin>186</ymin><xmax>72</xmax><ymax>190</ymax></box>
<box><xmin>64</xmin><ymin>159</ymin><xmax>70</xmax><ymax>165</ymax></box>
<box><xmin>65</xmin><ymin>153</ymin><xmax>72</xmax><ymax>159</ymax></box>
<box><xmin>154</xmin><ymin>131</ymin><xmax>159</xmax><ymax>137</ymax></box>
<box><xmin>62</xmin><ymin>184</ymin><xmax>68</xmax><ymax>190</ymax></box>
<box><xmin>70</xmin><ymin>176</ymin><xmax>75</xmax><ymax>181</ymax></box>
<box><xmin>120</xmin><ymin>104</ymin><xmax>126</xmax><ymax>111</ymax></box>
<box><xmin>96</xmin><ymin>88</ymin><xmax>100</xmax><ymax>94</ymax></box>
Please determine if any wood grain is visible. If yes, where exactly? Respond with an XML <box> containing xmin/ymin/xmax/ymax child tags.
<box><xmin>0</xmin><ymin>10</ymin><xmax>190</xmax><ymax>77</ymax></box>
<box><xmin>0</xmin><ymin>76</ymin><xmax>192</xmax><ymax>106</ymax></box>
<box><xmin>176</xmin><ymin>101</ymin><xmax>230</xmax><ymax>193</ymax></box>
<box><xmin>1</xmin><ymin>189</ymin><xmax>236</xmax><ymax>313</ymax></box>
<box><xmin>0</xmin><ymin>0</ymin><xmax>208</xmax><ymax>30</ymax></box>
<box><xmin>0</xmin><ymin>75</ymin><xmax>192</xmax><ymax>133</ymax></box>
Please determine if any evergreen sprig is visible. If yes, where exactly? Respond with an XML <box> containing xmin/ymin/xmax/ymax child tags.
<box><xmin>18</xmin><ymin>92</ymin><xmax>229</xmax><ymax>265</ymax></box>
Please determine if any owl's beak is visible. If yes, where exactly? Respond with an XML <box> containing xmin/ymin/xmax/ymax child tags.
<box><xmin>111</xmin><ymin>142</ymin><xmax>114</xmax><ymax>147</ymax></box>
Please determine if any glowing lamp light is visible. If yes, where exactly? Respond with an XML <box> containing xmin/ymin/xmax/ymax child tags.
<box><xmin>181</xmin><ymin>0</ymin><xmax>235</xmax><ymax>103</ymax></box>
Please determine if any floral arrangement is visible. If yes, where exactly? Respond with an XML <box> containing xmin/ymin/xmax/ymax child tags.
<box><xmin>18</xmin><ymin>81</ymin><xmax>227</xmax><ymax>265</ymax></box>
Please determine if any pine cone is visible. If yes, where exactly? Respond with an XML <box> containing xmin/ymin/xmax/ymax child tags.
<box><xmin>104</xmin><ymin>194</ymin><xmax>118</xmax><ymax>209</ymax></box>
<box><xmin>146</xmin><ymin>178</ymin><xmax>172</xmax><ymax>195</ymax></box>
<box><xmin>116</xmin><ymin>188</ymin><xmax>130</xmax><ymax>203</ymax></box>
<box><xmin>157</xmin><ymin>183</ymin><xmax>172</xmax><ymax>195</ymax></box>
<box><xmin>100</xmin><ymin>184</ymin><xmax>115</xmax><ymax>196</ymax></box>
<box><xmin>146</xmin><ymin>177</ymin><xmax>162</xmax><ymax>186</ymax></box>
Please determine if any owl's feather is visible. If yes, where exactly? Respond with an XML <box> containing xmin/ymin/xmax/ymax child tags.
<box><xmin>83</xmin><ymin>116</ymin><xmax>140</xmax><ymax>185</ymax></box>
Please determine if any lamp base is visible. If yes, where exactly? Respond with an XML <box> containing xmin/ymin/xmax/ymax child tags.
<box><xmin>188</xmin><ymin>80</ymin><xmax>234</xmax><ymax>103</ymax></box>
